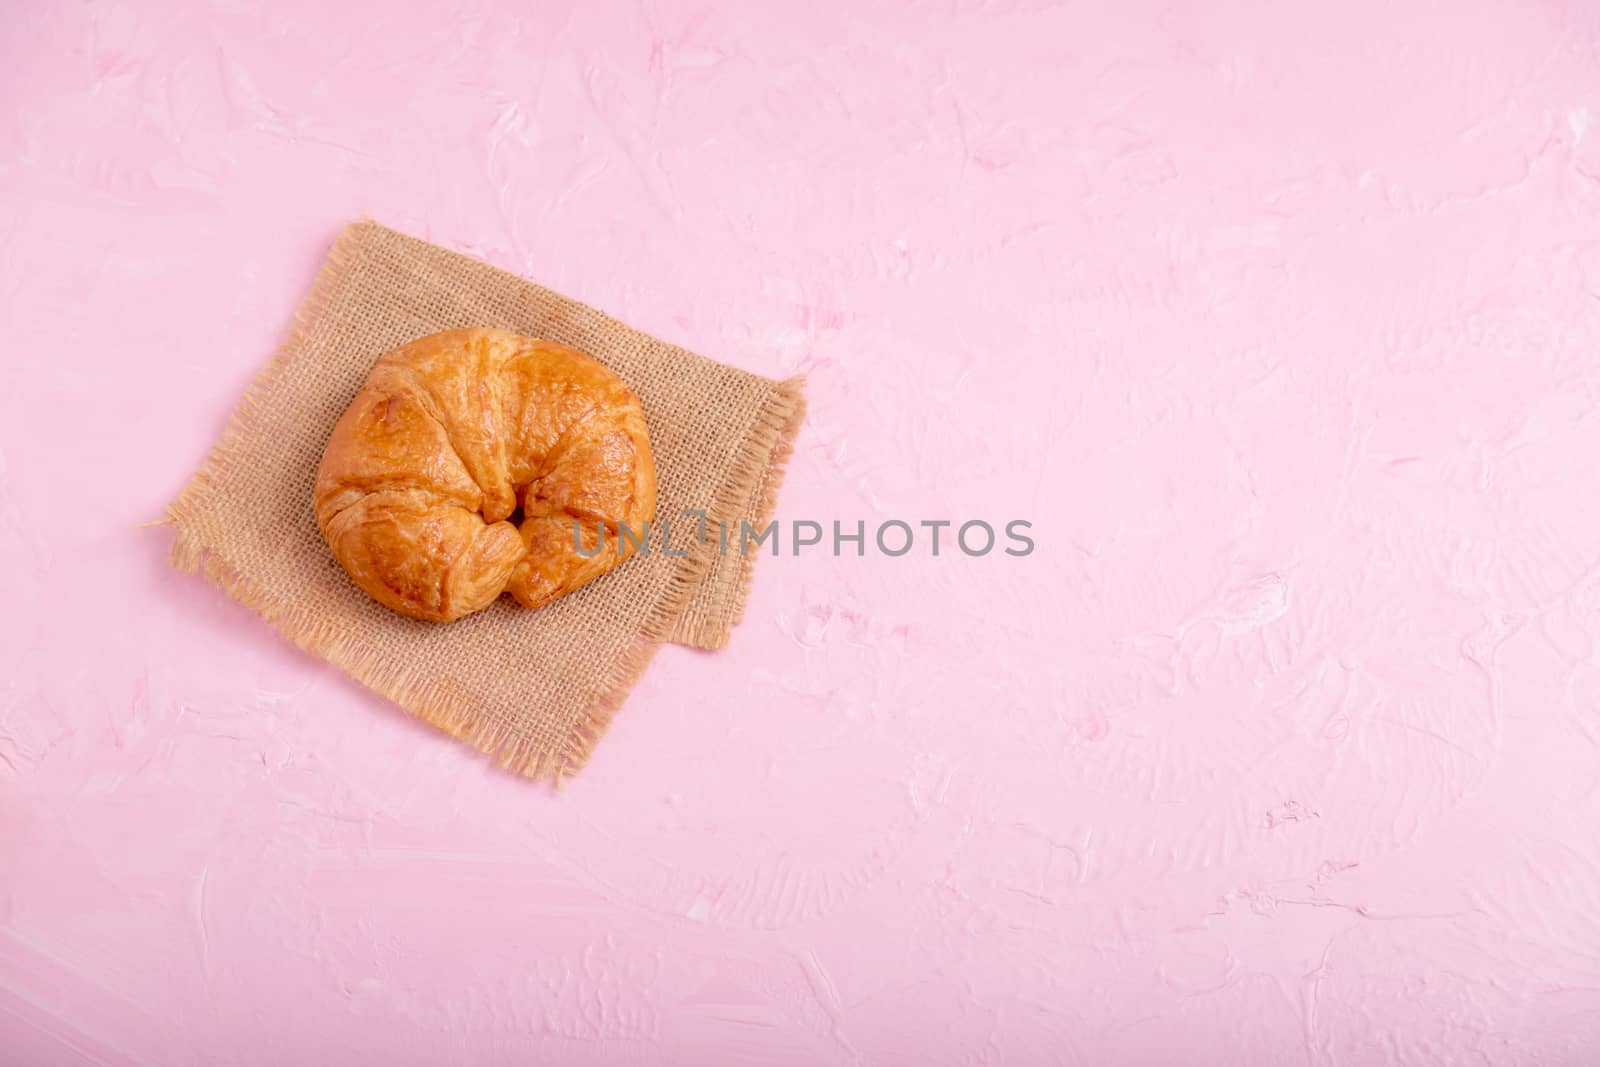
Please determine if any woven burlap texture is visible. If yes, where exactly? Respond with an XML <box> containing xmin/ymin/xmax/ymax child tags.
<box><xmin>167</xmin><ymin>221</ymin><xmax>805</xmax><ymax>780</ymax></box>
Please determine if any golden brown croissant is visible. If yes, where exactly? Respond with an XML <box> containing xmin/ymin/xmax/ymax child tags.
<box><xmin>313</xmin><ymin>328</ymin><xmax>657</xmax><ymax>622</ymax></box>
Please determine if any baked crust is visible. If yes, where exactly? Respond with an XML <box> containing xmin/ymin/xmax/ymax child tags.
<box><xmin>313</xmin><ymin>328</ymin><xmax>657</xmax><ymax>622</ymax></box>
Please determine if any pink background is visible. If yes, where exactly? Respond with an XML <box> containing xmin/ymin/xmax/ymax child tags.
<box><xmin>7</xmin><ymin>1</ymin><xmax>1600</xmax><ymax>1063</ymax></box>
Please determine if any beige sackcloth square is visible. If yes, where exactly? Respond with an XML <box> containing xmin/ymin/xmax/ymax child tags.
<box><xmin>167</xmin><ymin>221</ymin><xmax>805</xmax><ymax>780</ymax></box>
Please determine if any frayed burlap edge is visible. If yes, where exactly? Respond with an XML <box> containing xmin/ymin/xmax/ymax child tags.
<box><xmin>164</xmin><ymin>224</ymin><xmax>807</xmax><ymax>783</ymax></box>
<box><xmin>664</xmin><ymin>381</ymin><xmax>809</xmax><ymax>650</ymax></box>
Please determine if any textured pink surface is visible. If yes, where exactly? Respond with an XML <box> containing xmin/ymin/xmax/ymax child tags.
<box><xmin>7</xmin><ymin>1</ymin><xmax>1600</xmax><ymax>1063</ymax></box>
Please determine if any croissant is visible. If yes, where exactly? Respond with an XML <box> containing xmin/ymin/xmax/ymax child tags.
<box><xmin>312</xmin><ymin>328</ymin><xmax>657</xmax><ymax>622</ymax></box>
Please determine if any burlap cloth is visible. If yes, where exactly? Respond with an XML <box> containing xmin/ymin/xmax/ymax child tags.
<box><xmin>167</xmin><ymin>221</ymin><xmax>805</xmax><ymax>780</ymax></box>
